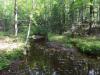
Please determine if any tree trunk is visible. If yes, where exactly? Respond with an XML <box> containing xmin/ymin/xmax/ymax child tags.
<box><xmin>3</xmin><ymin>0</ymin><xmax>6</xmax><ymax>32</ymax></box>
<box><xmin>25</xmin><ymin>0</ymin><xmax>34</xmax><ymax>45</ymax></box>
<box><xmin>88</xmin><ymin>0</ymin><xmax>93</xmax><ymax>35</ymax></box>
<box><xmin>14</xmin><ymin>0</ymin><xmax>18</xmax><ymax>36</ymax></box>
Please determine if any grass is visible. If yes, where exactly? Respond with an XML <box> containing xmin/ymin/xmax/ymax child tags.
<box><xmin>48</xmin><ymin>33</ymin><xmax>100</xmax><ymax>56</ymax></box>
<box><xmin>72</xmin><ymin>37</ymin><xmax>100</xmax><ymax>56</ymax></box>
<box><xmin>0</xmin><ymin>31</ymin><xmax>6</xmax><ymax>36</ymax></box>
<box><xmin>0</xmin><ymin>49</ymin><xmax>23</xmax><ymax>70</ymax></box>
<box><xmin>0</xmin><ymin>31</ymin><xmax>100</xmax><ymax>70</ymax></box>
<box><xmin>0</xmin><ymin>31</ymin><xmax>24</xmax><ymax>70</ymax></box>
<box><xmin>48</xmin><ymin>33</ymin><xmax>73</xmax><ymax>48</ymax></box>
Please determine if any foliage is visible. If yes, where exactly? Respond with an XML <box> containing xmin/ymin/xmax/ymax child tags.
<box><xmin>0</xmin><ymin>32</ymin><xmax>6</xmax><ymax>36</ymax></box>
<box><xmin>48</xmin><ymin>33</ymin><xmax>73</xmax><ymax>48</ymax></box>
<box><xmin>0</xmin><ymin>0</ymin><xmax>100</xmax><ymax>66</ymax></box>
<box><xmin>0</xmin><ymin>50</ymin><xmax>23</xmax><ymax>70</ymax></box>
<box><xmin>0</xmin><ymin>0</ymin><xmax>100</xmax><ymax>36</ymax></box>
<box><xmin>49</xmin><ymin>33</ymin><xmax>100</xmax><ymax>55</ymax></box>
<box><xmin>0</xmin><ymin>57</ymin><xmax>9</xmax><ymax>70</ymax></box>
<box><xmin>72</xmin><ymin>37</ymin><xmax>100</xmax><ymax>56</ymax></box>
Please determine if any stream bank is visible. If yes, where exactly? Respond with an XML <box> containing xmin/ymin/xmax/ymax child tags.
<box><xmin>0</xmin><ymin>35</ymin><xmax>100</xmax><ymax>75</ymax></box>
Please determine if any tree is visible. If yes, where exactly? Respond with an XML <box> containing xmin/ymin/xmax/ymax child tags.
<box><xmin>25</xmin><ymin>0</ymin><xmax>34</xmax><ymax>44</ymax></box>
<box><xmin>88</xmin><ymin>0</ymin><xmax>94</xmax><ymax>35</ymax></box>
<box><xmin>14</xmin><ymin>0</ymin><xmax>18</xmax><ymax>36</ymax></box>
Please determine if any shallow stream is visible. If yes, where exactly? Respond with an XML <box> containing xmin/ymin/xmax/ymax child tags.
<box><xmin>27</xmin><ymin>40</ymin><xmax>100</xmax><ymax>75</ymax></box>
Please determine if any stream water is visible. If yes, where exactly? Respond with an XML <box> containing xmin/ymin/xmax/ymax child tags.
<box><xmin>26</xmin><ymin>41</ymin><xmax>100</xmax><ymax>75</ymax></box>
<box><xmin>1</xmin><ymin>40</ymin><xmax>100</xmax><ymax>75</ymax></box>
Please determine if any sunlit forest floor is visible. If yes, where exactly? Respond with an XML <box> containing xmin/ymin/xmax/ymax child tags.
<box><xmin>0</xmin><ymin>34</ymin><xmax>24</xmax><ymax>70</ymax></box>
<box><xmin>0</xmin><ymin>37</ymin><xmax>23</xmax><ymax>51</ymax></box>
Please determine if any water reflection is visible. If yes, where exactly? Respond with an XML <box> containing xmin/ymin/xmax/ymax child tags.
<box><xmin>27</xmin><ymin>41</ymin><xmax>100</xmax><ymax>75</ymax></box>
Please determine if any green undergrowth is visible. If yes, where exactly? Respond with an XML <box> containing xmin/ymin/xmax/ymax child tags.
<box><xmin>48</xmin><ymin>33</ymin><xmax>100</xmax><ymax>56</ymax></box>
<box><xmin>72</xmin><ymin>37</ymin><xmax>100</xmax><ymax>56</ymax></box>
<box><xmin>0</xmin><ymin>32</ymin><xmax>7</xmax><ymax>38</ymax></box>
<box><xmin>0</xmin><ymin>31</ymin><xmax>6</xmax><ymax>35</ymax></box>
<box><xmin>0</xmin><ymin>49</ymin><xmax>23</xmax><ymax>70</ymax></box>
<box><xmin>48</xmin><ymin>33</ymin><xmax>73</xmax><ymax>48</ymax></box>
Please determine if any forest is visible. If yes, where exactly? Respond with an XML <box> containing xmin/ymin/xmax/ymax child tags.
<box><xmin>0</xmin><ymin>0</ymin><xmax>100</xmax><ymax>75</ymax></box>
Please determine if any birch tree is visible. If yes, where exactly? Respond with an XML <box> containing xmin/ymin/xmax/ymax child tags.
<box><xmin>14</xmin><ymin>0</ymin><xmax>18</xmax><ymax>36</ymax></box>
<box><xmin>25</xmin><ymin>0</ymin><xmax>34</xmax><ymax>44</ymax></box>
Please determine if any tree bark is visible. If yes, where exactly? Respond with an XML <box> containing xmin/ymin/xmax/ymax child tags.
<box><xmin>14</xmin><ymin>0</ymin><xmax>18</xmax><ymax>36</ymax></box>
<box><xmin>25</xmin><ymin>0</ymin><xmax>34</xmax><ymax>45</ymax></box>
<box><xmin>88</xmin><ymin>0</ymin><xmax>93</xmax><ymax>35</ymax></box>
